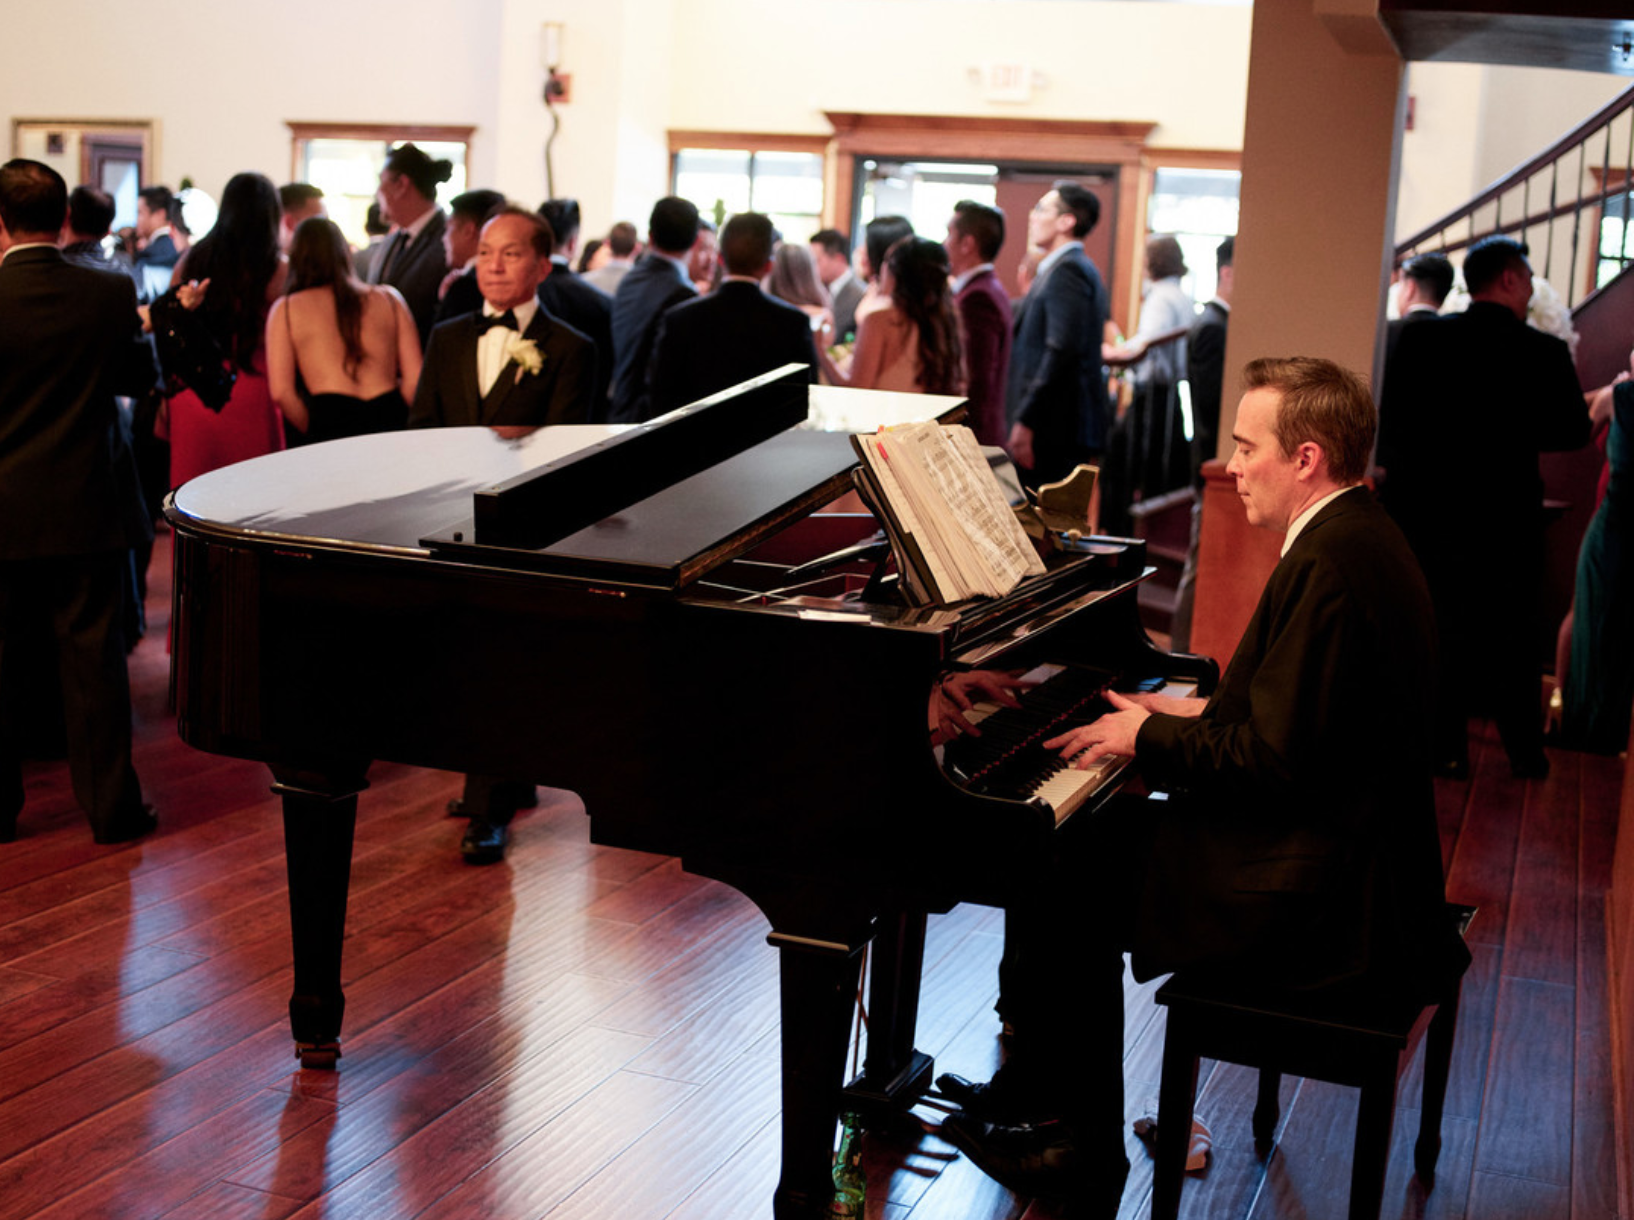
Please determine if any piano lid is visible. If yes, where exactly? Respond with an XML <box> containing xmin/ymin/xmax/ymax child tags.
<box><xmin>165</xmin><ymin>373</ymin><xmax>965</xmax><ymax>587</ymax></box>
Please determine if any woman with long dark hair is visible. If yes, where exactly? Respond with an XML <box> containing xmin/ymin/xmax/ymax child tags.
<box><xmin>818</xmin><ymin>236</ymin><xmax>964</xmax><ymax>395</ymax></box>
<box><xmin>266</xmin><ymin>217</ymin><xmax>421</xmax><ymax>442</ymax></box>
<box><xmin>161</xmin><ymin>171</ymin><xmax>287</xmax><ymax>486</ymax></box>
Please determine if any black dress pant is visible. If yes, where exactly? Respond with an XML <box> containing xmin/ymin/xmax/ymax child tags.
<box><xmin>0</xmin><ymin>552</ymin><xmax>143</xmax><ymax>836</ymax></box>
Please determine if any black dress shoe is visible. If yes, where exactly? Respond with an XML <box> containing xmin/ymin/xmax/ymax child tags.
<box><xmin>94</xmin><ymin>804</ymin><xmax>157</xmax><ymax>845</ymax></box>
<box><xmin>460</xmin><ymin>818</ymin><xmax>508</xmax><ymax>865</ymax></box>
<box><xmin>935</xmin><ymin>1072</ymin><xmax>1053</xmax><ymax>1124</ymax></box>
<box><xmin>941</xmin><ymin>1114</ymin><xmax>1128</xmax><ymax>1210</ymax></box>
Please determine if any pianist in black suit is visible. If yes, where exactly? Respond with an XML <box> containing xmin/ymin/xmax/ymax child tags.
<box><xmin>407</xmin><ymin>206</ymin><xmax>592</xmax><ymax>863</ymax></box>
<box><xmin>408</xmin><ymin>207</ymin><xmax>594</xmax><ymax>438</ymax></box>
<box><xmin>0</xmin><ymin>159</ymin><xmax>155</xmax><ymax>844</ymax></box>
<box><xmin>943</xmin><ymin>358</ymin><xmax>1469</xmax><ymax>1211</ymax></box>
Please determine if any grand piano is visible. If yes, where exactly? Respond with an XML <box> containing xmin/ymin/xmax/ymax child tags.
<box><xmin>167</xmin><ymin>368</ymin><xmax>1217</xmax><ymax>1219</ymax></box>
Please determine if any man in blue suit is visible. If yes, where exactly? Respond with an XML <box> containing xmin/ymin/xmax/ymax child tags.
<box><xmin>607</xmin><ymin>196</ymin><xmax>701</xmax><ymax>423</ymax></box>
<box><xmin>1005</xmin><ymin>181</ymin><xmax>1111</xmax><ymax>486</ymax></box>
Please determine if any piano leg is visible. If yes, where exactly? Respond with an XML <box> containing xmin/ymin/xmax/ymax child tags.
<box><xmin>769</xmin><ymin>934</ymin><xmax>865</xmax><ymax>1220</ymax></box>
<box><xmin>270</xmin><ymin>764</ymin><xmax>369</xmax><ymax>1070</ymax></box>
<box><xmin>845</xmin><ymin>910</ymin><xmax>934</xmax><ymax>1110</ymax></box>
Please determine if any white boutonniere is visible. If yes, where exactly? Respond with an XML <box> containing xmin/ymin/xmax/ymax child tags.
<box><xmin>506</xmin><ymin>335</ymin><xmax>544</xmax><ymax>382</ymax></box>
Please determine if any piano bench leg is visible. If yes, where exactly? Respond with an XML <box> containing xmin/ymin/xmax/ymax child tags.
<box><xmin>272</xmin><ymin>765</ymin><xmax>368</xmax><ymax>1066</ymax></box>
<box><xmin>770</xmin><ymin>936</ymin><xmax>866</xmax><ymax>1220</ymax></box>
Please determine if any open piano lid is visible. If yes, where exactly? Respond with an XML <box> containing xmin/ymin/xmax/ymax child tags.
<box><xmin>423</xmin><ymin>365</ymin><xmax>866</xmax><ymax>589</ymax></box>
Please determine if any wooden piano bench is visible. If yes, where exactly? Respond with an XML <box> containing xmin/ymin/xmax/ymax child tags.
<box><xmin>1149</xmin><ymin>903</ymin><xmax>1476</xmax><ymax>1220</ymax></box>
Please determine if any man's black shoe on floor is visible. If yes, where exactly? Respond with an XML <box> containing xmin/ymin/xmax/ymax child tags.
<box><xmin>460</xmin><ymin>818</ymin><xmax>508</xmax><ymax>865</ymax></box>
<box><xmin>940</xmin><ymin>1114</ymin><xmax>1128</xmax><ymax>1212</ymax></box>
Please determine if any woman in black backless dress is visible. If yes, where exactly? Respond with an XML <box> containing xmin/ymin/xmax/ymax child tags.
<box><xmin>266</xmin><ymin>217</ymin><xmax>422</xmax><ymax>443</ymax></box>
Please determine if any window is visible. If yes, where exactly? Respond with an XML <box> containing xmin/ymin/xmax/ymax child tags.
<box><xmin>856</xmin><ymin>161</ymin><xmax>999</xmax><ymax>238</ymax></box>
<box><xmin>668</xmin><ymin>138</ymin><xmax>826</xmax><ymax>238</ymax></box>
<box><xmin>288</xmin><ymin>123</ymin><xmax>473</xmax><ymax>249</ymax></box>
<box><xmin>1147</xmin><ymin>166</ymin><xmax>1240</xmax><ymax>305</ymax></box>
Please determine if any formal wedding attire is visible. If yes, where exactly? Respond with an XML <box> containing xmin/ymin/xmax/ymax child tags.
<box><xmin>538</xmin><ymin>257</ymin><xmax>613</xmax><ymax>416</ymax></box>
<box><xmin>434</xmin><ymin>265</ymin><xmax>482</xmax><ymax>327</ymax></box>
<box><xmin>1378</xmin><ymin>301</ymin><xmax>1590</xmax><ymax>770</ymax></box>
<box><xmin>409</xmin><ymin>303</ymin><xmax>593</xmax><ymax>430</ymax></box>
<box><xmin>165</xmin><ymin>353</ymin><xmax>284</xmax><ymax>488</ymax></box>
<box><xmin>1005</xmin><ymin>243</ymin><xmax>1111</xmax><ymax>484</ymax></box>
<box><xmin>0</xmin><ymin>245</ymin><xmax>154</xmax><ymax>841</ymax></box>
<box><xmin>843</xmin><ymin>306</ymin><xmax>920</xmax><ymax>392</ymax></box>
<box><xmin>608</xmin><ymin>253</ymin><xmax>695</xmax><ymax>423</ymax></box>
<box><xmin>303</xmin><ymin>390</ymin><xmax>409</xmax><ymax>443</ymax></box>
<box><xmin>646</xmin><ymin>280</ymin><xmax>817</xmax><ymax>415</ymax></box>
<box><xmin>827</xmin><ymin>268</ymin><xmax>865</xmax><ymax>343</ymax></box>
<box><xmin>368</xmin><ymin>210</ymin><xmax>448</xmax><ymax>348</ymax></box>
<box><xmin>1565</xmin><ymin>382</ymin><xmax>1633</xmax><ymax>753</ymax></box>
<box><xmin>1003</xmin><ymin>488</ymin><xmax>1465</xmax><ymax>1160</ymax></box>
<box><xmin>953</xmin><ymin>265</ymin><xmax>1014</xmax><ymax>447</ymax></box>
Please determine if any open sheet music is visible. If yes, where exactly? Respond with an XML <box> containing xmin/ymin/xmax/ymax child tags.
<box><xmin>852</xmin><ymin>422</ymin><xmax>1045</xmax><ymax>605</ymax></box>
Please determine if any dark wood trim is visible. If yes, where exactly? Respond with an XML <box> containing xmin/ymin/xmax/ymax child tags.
<box><xmin>666</xmin><ymin>131</ymin><xmax>831</xmax><ymax>156</ymax></box>
<box><xmin>1143</xmin><ymin>147</ymin><xmax>1244</xmax><ymax>172</ymax></box>
<box><xmin>286</xmin><ymin>122</ymin><xmax>476</xmax><ymax>185</ymax></box>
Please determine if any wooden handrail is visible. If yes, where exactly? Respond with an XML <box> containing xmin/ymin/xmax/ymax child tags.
<box><xmin>1395</xmin><ymin>80</ymin><xmax>1634</xmax><ymax>257</ymax></box>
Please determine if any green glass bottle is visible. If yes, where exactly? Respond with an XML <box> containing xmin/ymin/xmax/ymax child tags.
<box><xmin>830</xmin><ymin>1111</ymin><xmax>867</xmax><ymax>1218</ymax></box>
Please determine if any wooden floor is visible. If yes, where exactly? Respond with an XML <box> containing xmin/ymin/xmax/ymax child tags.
<box><xmin>0</xmin><ymin>532</ymin><xmax>1623</xmax><ymax>1220</ymax></box>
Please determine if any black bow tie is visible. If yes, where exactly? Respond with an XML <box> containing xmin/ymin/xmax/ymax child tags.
<box><xmin>475</xmin><ymin>310</ymin><xmax>519</xmax><ymax>335</ymax></box>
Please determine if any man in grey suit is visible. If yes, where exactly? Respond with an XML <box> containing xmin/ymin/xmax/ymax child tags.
<box><xmin>0</xmin><ymin>160</ymin><xmax>155</xmax><ymax>844</ymax></box>
<box><xmin>810</xmin><ymin>228</ymin><xmax>864</xmax><ymax>343</ymax></box>
<box><xmin>368</xmin><ymin>143</ymin><xmax>452</xmax><ymax>346</ymax></box>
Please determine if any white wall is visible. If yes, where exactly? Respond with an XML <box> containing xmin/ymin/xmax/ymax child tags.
<box><xmin>0</xmin><ymin>0</ymin><xmax>505</xmax><ymax>198</ymax></box>
<box><xmin>1396</xmin><ymin>61</ymin><xmax>1630</xmax><ymax>242</ymax></box>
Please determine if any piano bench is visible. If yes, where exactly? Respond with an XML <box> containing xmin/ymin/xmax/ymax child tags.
<box><xmin>1149</xmin><ymin>903</ymin><xmax>1475</xmax><ymax>1220</ymax></box>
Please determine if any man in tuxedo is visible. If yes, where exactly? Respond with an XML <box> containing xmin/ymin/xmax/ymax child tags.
<box><xmin>646</xmin><ymin>211</ymin><xmax>817</xmax><ymax>414</ymax></box>
<box><xmin>810</xmin><ymin>228</ymin><xmax>864</xmax><ymax>343</ymax></box>
<box><xmin>0</xmin><ymin>159</ymin><xmax>156</xmax><ymax>845</ymax></box>
<box><xmin>409</xmin><ymin>207</ymin><xmax>593</xmax><ymax>862</ymax></box>
<box><xmin>1378</xmin><ymin>236</ymin><xmax>1588</xmax><ymax>778</ymax></box>
<box><xmin>131</xmin><ymin>184</ymin><xmax>179</xmax><ymax>303</ymax></box>
<box><xmin>1169</xmin><ymin>235</ymin><xmax>1233</xmax><ymax>653</ymax></box>
<box><xmin>368</xmin><ymin>144</ymin><xmax>451</xmax><ymax>346</ymax></box>
<box><xmin>537</xmin><ymin>199</ymin><xmax>614</xmax><ymax>414</ymax></box>
<box><xmin>1005</xmin><ymin>181</ymin><xmax>1111</xmax><ymax>486</ymax></box>
<box><xmin>944</xmin><ymin>201</ymin><xmax>1013</xmax><ymax>447</ymax></box>
<box><xmin>409</xmin><ymin>207</ymin><xmax>594</xmax><ymax>434</ymax></box>
<box><xmin>943</xmin><ymin>358</ymin><xmax>1466</xmax><ymax>1211</ymax></box>
<box><xmin>433</xmin><ymin>188</ymin><xmax>506</xmax><ymax>326</ymax></box>
<box><xmin>608</xmin><ymin>196</ymin><xmax>701</xmax><ymax>423</ymax></box>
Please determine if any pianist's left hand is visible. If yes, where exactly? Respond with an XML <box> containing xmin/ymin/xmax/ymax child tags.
<box><xmin>930</xmin><ymin>670</ymin><xmax>1028</xmax><ymax>746</ymax></box>
<box><xmin>1045</xmin><ymin>688</ymin><xmax>1150</xmax><ymax>769</ymax></box>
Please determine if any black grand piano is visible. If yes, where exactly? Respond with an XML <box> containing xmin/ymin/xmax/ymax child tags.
<box><xmin>167</xmin><ymin>368</ymin><xmax>1216</xmax><ymax>1219</ymax></box>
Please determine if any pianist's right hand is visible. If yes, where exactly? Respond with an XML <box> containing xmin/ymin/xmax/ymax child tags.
<box><xmin>1120</xmin><ymin>691</ymin><xmax>1208</xmax><ymax>718</ymax></box>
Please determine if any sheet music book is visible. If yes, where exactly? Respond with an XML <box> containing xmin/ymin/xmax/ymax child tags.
<box><xmin>851</xmin><ymin>422</ymin><xmax>1045</xmax><ymax>606</ymax></box>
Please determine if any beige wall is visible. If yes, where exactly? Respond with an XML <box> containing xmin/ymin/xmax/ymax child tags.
<box><xmin>665</xmin><ymin>0</ymin><xmax>1251</xmax><ymax>149</ymax></box>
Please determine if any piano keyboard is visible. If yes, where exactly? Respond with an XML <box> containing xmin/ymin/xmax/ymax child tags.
<box><xmin>942</xmin><ymin>663</ymin><xmax>1189</xmax><ymax>826</ymax></box>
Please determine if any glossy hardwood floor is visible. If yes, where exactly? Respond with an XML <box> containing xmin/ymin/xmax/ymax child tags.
<box><xmin>0</xmin><ymin>531</ymin><xmax>1622</xmax><ymax>1220</ymax></box>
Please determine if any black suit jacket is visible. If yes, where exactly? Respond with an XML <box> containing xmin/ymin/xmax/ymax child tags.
<box><xmin>0</xmin><ymin>246</ymin><xmax>154</xmax><ymax>560</ymax></box>
<box><xmin>370</xmin><ymin>211</ymin><xmax>449</xmax><ymax>349</ymax></box>
<box><xmin>408</xmin><ymin>307</ymin><xmax>594</xmax><ymax>429</ymax></box>
<box><xmin>1132</xmin><ymin>489</ymin><xmax>1466</xmax><ymax>996</ymax></box>
<box><xmin>1184</xmin><ymin>300</ymin><xmax>1228</xmax><ymax>485</ymax></box>
<box><xmin>1005</xmin><ymin>244</ymin><xmax>1110</xmax><ymax>480</ymax></box>
<box><xmin>1378</xmin><ymin>301</ymin><xmax>1589</xmax><ymax>556</ymax></box>
<box><xmin>609</xmin><ymin>253</ymin><xmax>696</xmax><ymax>423</ymax></box>
<box><xmin>538</xmin><ymin>258</ymin><xmax>613</xmax><ymax>417</ymax></box>
<box><xmin>646</xmin><ymin>281</ymin><xmax>817</xmax><ymax>415</ymax></box>
<box><xmin>434</xmin><ymin>265</ymin><xmax>483</xmax><ymax>327</ymax></box>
